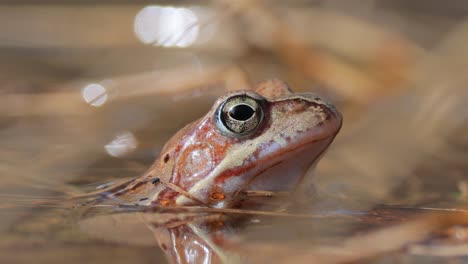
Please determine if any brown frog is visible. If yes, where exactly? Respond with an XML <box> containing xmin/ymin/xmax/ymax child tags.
<box><xmin>96</xmin><ymin>79</ymin><xmax>342</xmax><ymax>209</ymax></box>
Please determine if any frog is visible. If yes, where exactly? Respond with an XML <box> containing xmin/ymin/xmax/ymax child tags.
<box><xmin>97</xmin><ymin>79</ymin><xmax>342</xmax><ymax>209</ymax></box>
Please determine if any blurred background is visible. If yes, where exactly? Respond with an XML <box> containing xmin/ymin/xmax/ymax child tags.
<box><xmin>0</xmin><ymin>1</ymin><xmax>467</xmax><ymax>263</ymax></box>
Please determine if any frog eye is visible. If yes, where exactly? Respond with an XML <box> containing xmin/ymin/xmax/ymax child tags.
<box><xmin>216</xmin><ymin>94</ymin><xmax>264</xmax><ymax>138</ymax></box>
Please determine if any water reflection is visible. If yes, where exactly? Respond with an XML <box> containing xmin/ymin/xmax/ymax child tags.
<box><xmin>79</xmin><ymin>210</ymin><xmax>234</xmax><ymax>263</ymax></box>
<box><xmin>134</xmin><ymin>6</ymin><xmax>200</xmax><ymax>48</ymax></box>
<box><xmin>79</xmin><ymin>204</ymin><xmax>468</xmax><ymax>263</ymax></box>
<box><xmin>152</xmin><ymin>217</ymin><xmax>231</xmax><ymax>263</ymax></box>
<box><xmin>104</xmin><ymin>131</ymin><xmax>138</xmax><ymax>157</ymax></box>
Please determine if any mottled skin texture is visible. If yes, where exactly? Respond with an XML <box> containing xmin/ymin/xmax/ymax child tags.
<box><xmin>109</xmin><ymin>79</ymin><xmax>342</xmax><ymax>208</ymax></box>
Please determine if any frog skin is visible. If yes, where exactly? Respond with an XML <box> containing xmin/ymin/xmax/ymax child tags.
<box><xmin>103</xmin><ymin>79</ymin><xmax>342</xmax><ymax>209</ymax></box>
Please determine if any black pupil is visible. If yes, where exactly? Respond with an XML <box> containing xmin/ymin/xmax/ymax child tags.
<box><xmin>229</xmin><ymin>104</ymin><xmax>255</xmax><ymax>121</ymax></box>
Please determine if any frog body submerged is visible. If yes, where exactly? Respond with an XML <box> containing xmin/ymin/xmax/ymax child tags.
<box><xmin>108</xmin><ymin>79</ymin><xmax>342</xmax><ymax>208</ymax></box>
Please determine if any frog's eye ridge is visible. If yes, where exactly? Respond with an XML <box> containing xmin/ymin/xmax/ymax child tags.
<box><xmin>216</xmin><ymin>94</ymin><xmax>264</xmax><ymax>138</ymax></box>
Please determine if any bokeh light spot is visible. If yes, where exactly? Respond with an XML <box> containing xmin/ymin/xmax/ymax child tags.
<box><xmin>82</xmin><ymin>83</ymin><xmax>108</xmax><ymax>107</ymax></box>
<box><xmin>105</xmin><ymin>131</ymin><xmax>138</xmax><ymax>157</ymax></box>
<box><xmin>134</xmin><ymin>6</ymin><xmax>199</xmax><ymax>48</ymax></box>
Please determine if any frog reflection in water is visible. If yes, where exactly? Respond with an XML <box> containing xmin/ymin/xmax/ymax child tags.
<box><xmin>99</xmin><ymin>79</ymin><xmax>342</xmax><ymax>209</ymax></box>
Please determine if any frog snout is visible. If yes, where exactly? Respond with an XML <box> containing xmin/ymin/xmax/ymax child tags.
<box><xmin>298</xmin><ymin>93</ymin><xmax>341</xmax><ymax>118</ymax></box>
